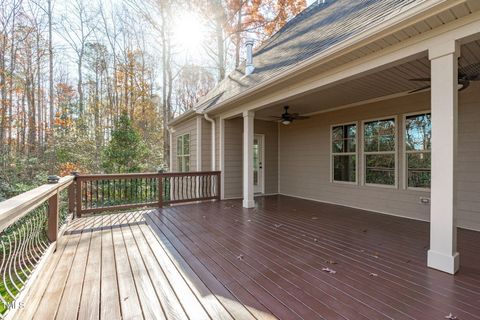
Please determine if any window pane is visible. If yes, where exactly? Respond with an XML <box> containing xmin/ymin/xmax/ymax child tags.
<box><xmin>378</xmin><ymin>135</ymin><xmax>395</xmax><ymax>151</ymax></box>
<box><xmin>332</xmin><ymin>126</ymin><xmax>343</xmax><ymax>140</ymax></box>
<box><xmin>346</xmin><ymin>138</ymin><xmax>356</xmax><ymax>152</ymax></box>
<box><xmin>177</xmin><ymin>137</ymin><xmax>182</xmax><ymax>156</ymax></box>
<box><xmin>407</xmin><ymin>153</ymin><xmax>431</xmax><ymax>188</ymax></box>
<box><xmin>364</xmin><ymin>137</ymin><xmax>378</xmax><ymax>152</ymax></box>
<box><xmin>364</xmin><ymin>119</ymin><xmax>395</xmax><ymax>152</ymax></box>
<box><xmin>333</xmin><ymin>155</ymin><xmax>356</xmax><ymax>182</ymax></box>
<box><xmin>332</xmin><ymin>140</ymin><xmax>344</xmax><ymax>153</ymax></box>
<box><xmin>332</xmin><ymin>124</ymin><xmax>356</xmax><ymax>153</ymax></box>
<box><xmin>184</xmin><ymin>156</ymin><xmax>190</xmax><ymax>172</ymax></box>
<box><xmin>406</xmin><ymin>113</ymin><xmax>431</xmax><ymax>151</ymax></box>
<box><xmin>365</xmin><ymin>154</ymin><xmax>395</xmax><ymax>185</ymax></box>
<box><xmin>346</xmin><ymin>124</ymin><xmax>356</xmax><ymax>139</ymax></box>
<box><xmin>183</xmin><ymin>135</ymin><xmax>190</xmax><ymax>155</ymax></box>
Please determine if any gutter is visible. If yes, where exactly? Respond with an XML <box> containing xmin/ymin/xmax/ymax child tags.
<box><xmin>199</xmin><ymin>0</ymin><xmax>463</xmax><ymax>115</ymax></box>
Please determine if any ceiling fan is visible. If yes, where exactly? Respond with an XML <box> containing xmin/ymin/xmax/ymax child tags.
<box><xmin>272</xmin><ymin>106</ymin><xmax>309</xmax><ymax>125</ymax></box>
<box><xmin>409</xmin><ymin>62</ymin><xmax>480</xmax><ymax>93</ymax></box>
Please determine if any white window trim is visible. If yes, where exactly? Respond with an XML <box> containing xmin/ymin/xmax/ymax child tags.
<box><xmin>177</xmin><ymin>133</ymin><xmax>190</xmax><ymax>172</ymax></box>
<box><xmin>362</xmin><ymin>115</ymin><xmax>398</xmax><ymax>189</ymax></box>
<box><xmin>402</xmin><ymin>110</ymin><xmax>431</xmax><ymax>192</ymax></box>
<box><xmin>330</xmin><ymin>121</ymin><xmax>358</xmax><ymax>185</ymax></box>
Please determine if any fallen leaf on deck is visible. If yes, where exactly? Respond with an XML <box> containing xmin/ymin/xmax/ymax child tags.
<box><xmin>445</xmin><ymin>313</ymin><xmax>458</xmax><ymax>319</ymax></box>
<box><xmin>322</xmin><ymin>267</ymin><xmax>337</xmax><ymax>274</ymax></box>
<box><xmin>362</xmin><ymin>229</ymin><xmax>368</xmax><ymax>233</ymax></box>
<box><xmin>325</xmin><ymin>260</ymin><xmax>337</xmax><ymax>265</ymax></box>
<box><xmin>372</xmin><ymin>252</ymin><xmax>380</xmax><ymax>258</ymax></box>
<box><xmin>124</xmin><ymin>297</ymin><xmax>129</xmax><ymax>301</ymax></box>
<box><xmin>313</xmin><ymin>238</ymin><xmax>319</xmax><ymax>242</ymax></box>
<box><xmin>405</xmin><ymin>259</ymin><xmax>411</xmax><ymax>264</ymax></box>
<box><xmin>237</xmin><ymin>255</ymin><xmax>244</xmax><ymax>260</ymax></box>
<box><xmin>369</xmin><ymin>273</ymin><xmax>378</xmax><ymax>277</ymax></box>
<box><xmin>360</xmin><ymin>249</ymin><xmax>365</xmax><ymax>253</ymax></box>
<box><xmin>311</xmin><ymin>217</ymin><xmax>318</xmax><ymax>220</ymax></box>
<box><xmin>274</xmin><ymin>223</ymin><xmax>283</xmax><ymax>228</ymax></box>
<box><xmin>247</xmin><ymin>219</ymin><xmax>251</xmax><ymax>222</ymax></box>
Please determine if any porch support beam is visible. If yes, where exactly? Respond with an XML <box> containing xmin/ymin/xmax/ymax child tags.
<box><xmin>243</xmin><ymin>110</ymin><xmax>255</xmax><ymax>208</ymax></box>
<box><xmin>427</xmin><ymin>40</ymin><xmax>460</xmax><ymax>274</ymax></box>
<box><xmin>196</xmin><ymin>116</ymin><xmax>202</xmax><ymax>171</ymax></box>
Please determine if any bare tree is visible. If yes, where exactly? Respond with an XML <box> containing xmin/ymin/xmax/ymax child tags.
<box><xmin>57</xmin><ymin>0</ymin><xmax>96</xmax><ymax>117</ymax></box>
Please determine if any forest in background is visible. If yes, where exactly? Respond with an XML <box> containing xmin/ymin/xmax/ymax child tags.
<box><xmin>0</xmin><ymin>0</ymin><xmax>306</xmax><ymax>200</ymax></box>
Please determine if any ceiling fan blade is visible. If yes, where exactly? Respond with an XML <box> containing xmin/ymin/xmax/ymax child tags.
<box><xmin>293</xmin><ymin>116</ymin><xmax>309</xmax><ymax>120</ymax></box>
<box><xmin>459</xmin><ymin>80</ymin><xmax>470</xmax><ymax>91</ymax></box>
<box><xmin>409</xmin><ymin>85</ymin><xmax>431</xmax><ymax>93</ymax></box>
<box><xmin>409</xmin><ymin>78</ymin><xmax>431</xmax><ymax>82</ymax></box>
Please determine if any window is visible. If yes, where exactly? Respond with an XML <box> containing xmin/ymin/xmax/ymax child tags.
<box><xmin>331</xmin><ymin>123</ymin><xmax>357</xmax><ymax>183</ymax></box>
<box><xmin>177</xmin><ymin>134</ymin><xmax>190</xmax><ymax>172</ymax></box>
<box><xmin>405</xmin><ymin>113</ymin><xmax>431</xmax><ymax>189</ymax></box>
<box><xmin>364</xmin><ymin>118</ymin><xmax>396</xmax><ymax>186</ymax></box>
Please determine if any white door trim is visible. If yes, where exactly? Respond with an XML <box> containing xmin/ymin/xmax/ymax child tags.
<box><xmin>254</xmin><ymin>134</ymin><xmax>265</xmax><ymax>194</ymax></box>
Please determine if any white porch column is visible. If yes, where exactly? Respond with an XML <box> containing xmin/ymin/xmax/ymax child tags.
<box><xmin>243</xmin><ymin>110</ymin><xmax>255</xmax><ymax>208</ymax></box>
<box><xmin>196</xmin><ymin>116</ymin><xmax>202</xmax><ymax>171</ymax></box>
<box><xmin>427</xmin><ymin>41</ymin><xmax>460</xmax><ymax>274</ymax></box>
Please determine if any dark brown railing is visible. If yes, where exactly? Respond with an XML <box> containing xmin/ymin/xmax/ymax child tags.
<box><xmin>75</xmin><ymin>171</ymin><xmax>221</xmax><ymax>216</ymax></box>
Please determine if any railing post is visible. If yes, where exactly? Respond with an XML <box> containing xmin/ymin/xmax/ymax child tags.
<box><xmin>158</xmin><ymin>170</ymin><xmax>164</xmax><ymax>208</ymax></box>
<box><xmin>75</xmin><ymin>173</ymin><xmax>82</xmax><ymax>218</ymax></box>
<box><xmin>216</xmin><ymin>172</ymin><xmax>221</xmax><ymax>200</ymax></box>
<box><xmin>48</xmin><ymin>190</ymin><xmax>59</xmax><ymax>244</ymax></box>
<box><xmin>68</xmin><ymin>182</ymin><xmax>75</xmax><ymax>218</ymax></box>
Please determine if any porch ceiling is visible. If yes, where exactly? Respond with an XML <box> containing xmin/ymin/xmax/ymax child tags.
<box><xmin>254</xmin><ymin>40</ymin><xmax>480</xmax><ymax>120</ymax></box>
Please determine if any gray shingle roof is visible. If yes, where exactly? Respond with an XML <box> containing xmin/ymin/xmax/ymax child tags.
<box><xmin>197</xmin><ymin>0</ymin><xmax>425</xmax><ymax>112</ymax></box>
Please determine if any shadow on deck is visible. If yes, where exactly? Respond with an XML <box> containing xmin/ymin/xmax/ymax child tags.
<box><xmin>17</xmin><ymin>195</ymin><xmax>480</xmax><ymax>320</ymax></box>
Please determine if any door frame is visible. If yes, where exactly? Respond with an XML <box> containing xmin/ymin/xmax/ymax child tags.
<box><xmin>254</xmin><ymin>134</ymin><xmax>265</xmax><ymax>194</ymax></box>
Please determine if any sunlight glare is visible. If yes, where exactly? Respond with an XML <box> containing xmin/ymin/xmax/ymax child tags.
<box><xmin>173</xmin><ymin>12</ymin><xmax>206</xmax><ymax>53</ymax></box>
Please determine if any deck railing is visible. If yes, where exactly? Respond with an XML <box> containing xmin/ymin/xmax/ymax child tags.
<box><xmin>0</xmin><ymin>176</ymin><xmax>75</xmax><ymax>318</ymax></box>
<box><xmin>75</xmin><ymin>171</ymin><xmax>221</xmax><ymax>216</ymax></box>
<box><xmin>0</xmin><ymin>170</ymin><xmax>220</xmax><ymax>318</ymax></box>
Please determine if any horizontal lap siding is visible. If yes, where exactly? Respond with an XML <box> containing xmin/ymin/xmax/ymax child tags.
<box><xmin>254</xmin><ymin>120</ymin><xmax>279</xmax><ymax>195</ymax></box>
<box><xmin>172</xmin><ymin>117</ymin><xmax>197</xmax><ymax>172</ymax></box>
<box><xmin>223</xmin><ymin>118</ymin><xmax>280</xmax><ymax>199</ymax></box>
<box><xmin>279</xmin><ymin>85</ymin><xmax>480</xmax><ymax>231</ymax></box>
<box><xmin>224</xmin><ymin>118</ymin><xmax>243</xmax><ymax>199</ymax></box>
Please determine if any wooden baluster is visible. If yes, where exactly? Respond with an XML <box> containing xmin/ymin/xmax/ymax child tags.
<box><xmin>76</xmin><ymin>178</ymin><xmax>82</xmax><ymax>218</ymax></box>
<box><xmin>157</xmin><ymin>173</ymin><xmax>163</xmax><ymax>208</ymax></box>
<box><xmin>95</xmin><ymin>180</ymin><xmax>99</xmax><ymax>208</ymax></box>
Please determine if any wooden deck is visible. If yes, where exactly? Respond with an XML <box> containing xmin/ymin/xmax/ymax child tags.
<box><xmin>17</xmin><ymin>195</ymin><xmax>480</xmax><ymax>320</ymax></box>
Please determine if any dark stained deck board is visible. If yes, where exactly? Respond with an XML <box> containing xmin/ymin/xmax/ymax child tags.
<box><xmin>18</xmin><ymin>195</ymin><xmax>480</xmax><ymax>320</ymax></box>
<box><xmin>162</xmin><ymin>203</ymin><xmax>468</xmax><ymax>319</ymax></box>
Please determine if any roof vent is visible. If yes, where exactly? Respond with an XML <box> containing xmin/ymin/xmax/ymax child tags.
<box><xmin>245</xmin><ymin>39</ymin><xmax>255</xmax><ymax>75</ymax></box>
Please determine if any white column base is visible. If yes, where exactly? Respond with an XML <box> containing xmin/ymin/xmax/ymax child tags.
<box><xmin>242</xmin><ymin>199</ymin><xmax>255</xmax><ymax>208</ymax></box>
<box><xmin>427</xmin><ymin>250</ymin><xmax>460</xmax><ymax>274</ymax></box>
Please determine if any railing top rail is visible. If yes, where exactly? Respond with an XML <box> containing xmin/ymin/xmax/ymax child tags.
<box><xmin>75</xmin><ymin>171</ymin><xmax>221</xmax><ymax>180</ymax></box>
<box><xmin>76</xmin><ymin>172</ymin><xmax>160</xmax><ymax>180</ymax></box>
<box><xmin>160</xmin><ymin>171</ymin><xmax>221</xmax><ymax>177</ymax></box>
<box><xmin>0</xmin><ymin>175</ymin><xmax>74</xmax><ymax>232</ymax></box>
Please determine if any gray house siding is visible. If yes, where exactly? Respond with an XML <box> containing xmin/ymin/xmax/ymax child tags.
<box><xmin>279</xmin><ymin>86</ymin><xmax>480</xmax><ymax>230</ymax></box>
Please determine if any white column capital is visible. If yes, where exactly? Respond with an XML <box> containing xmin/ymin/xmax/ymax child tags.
<box><xmin>428</xmin><ymin>40</ymin><xmax>460</xmax><ymax>60</ymax></box>
<box><xmin>243</xmin><ymin>110</ymin><xmax>255</xmax><ymax>118</ymax></box>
